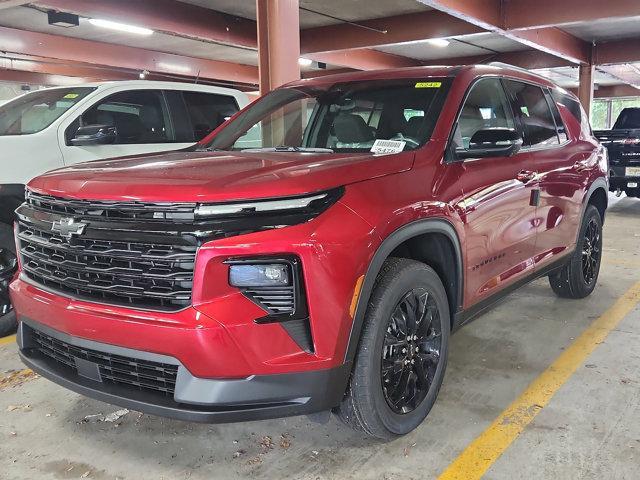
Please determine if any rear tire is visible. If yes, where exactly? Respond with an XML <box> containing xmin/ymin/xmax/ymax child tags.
<box><xmin>336</xmin><ymin>258</ymin><xmax>450</xmax><ymax>439</ymax></box>
<box><xmin>548</xmin><ymin>205</ymin><xmax>602</xmax><ymax>299</ymax></box>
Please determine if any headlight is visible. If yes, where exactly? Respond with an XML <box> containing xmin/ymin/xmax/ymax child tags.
<box><xmin>226</xmin><ymin>256</ymin><xmax>314</xmax><ymax>353</ymax></box>
<box><xmin>225</xmin><ymin>256</ymin><xmax>304</xmax><ymax>318</ymax></box>
<box><xmin>194</xmin><ymin>187</ymin><xmax>344</xmax><ymax>219</ymax></box>
<box><xmin>229</xmin><ymin>263</ymin><xmax>290</xmax><ymax>288</ymax></box>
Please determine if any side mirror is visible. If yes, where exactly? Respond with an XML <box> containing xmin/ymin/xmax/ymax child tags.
<box><xmin>70</xmin><ymin>124</ymin><xmax>117</xmax><ymax>146</ymax></box>
<box><xmin>455</xmin><ymin>128</ymin><xmax>523</xmax><ymax>160</ymax></box>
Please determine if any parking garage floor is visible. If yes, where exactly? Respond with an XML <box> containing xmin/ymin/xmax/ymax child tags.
<box><xmin>1</xmin><ymin>194</ymin><xmax>639</xmax><ymax>480</ymax></box>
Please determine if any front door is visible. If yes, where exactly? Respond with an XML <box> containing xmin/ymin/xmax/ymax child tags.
<box><xmin>448</xmin><ymin>77</ymin><xmax>538</xmax><ymax>309</ymax></box>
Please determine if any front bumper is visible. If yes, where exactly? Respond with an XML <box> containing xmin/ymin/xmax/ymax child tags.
<box><xmin>18</xmin><ymin>318</ymin><xmax>350</xmax><ymax>423</ymax></box>
<box><xmin>10</xmin><ymin>198</ymin><xmax>376</xmax><ymax>378</ymax></box>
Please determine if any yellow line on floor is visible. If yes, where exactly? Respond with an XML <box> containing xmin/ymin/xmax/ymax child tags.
<box><xmin>437</xmin><ymin>280</ymin><xmax>640</xmax><ymax>480</ymax></box>
<box><xmin>0</xmin><ymin>334</ymin><xmax>16</xmax><ymax>346</ymax></box>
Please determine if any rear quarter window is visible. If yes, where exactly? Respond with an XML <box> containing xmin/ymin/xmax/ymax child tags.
<box><xmin>545</xmin><ymin>90</ymin><xmax>568</xmax><ymax>142</ymax></box>
<box><xmin>551</xmin><ymin>89</ymin><xmax>582</xmax><ymax>124</ymax></box>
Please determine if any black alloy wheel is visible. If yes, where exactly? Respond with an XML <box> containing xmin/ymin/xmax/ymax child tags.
<box><xmin>581</xmin><ymin>217</ymin><xmax>601</xmax><ymax>286</ymax></box>
<box><xmin>382</xmin><ymin>288</ymin><xmax>442</xmax><ymax>414</ymax></box>
<box><xmin>548</xmin><ymin>204</ymin><xmax>603</xmax><ymax>299</ymax></box>
<box><xmin>335</xmin><ymin>258</ymin><xmax>450</xmax><ymax>439</ymax></box>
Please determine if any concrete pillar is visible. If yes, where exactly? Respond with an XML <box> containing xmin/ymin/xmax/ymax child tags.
<box><xmin>578</xmin><ymin>63</ymin><xmax>595</xmax><ymax>119</ymax></box>
<box><xmin>256</xmin><ymin>0</ymin><xmax>301</xmax><ymax>95</ymax></box>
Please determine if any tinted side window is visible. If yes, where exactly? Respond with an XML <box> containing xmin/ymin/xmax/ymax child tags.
<box><xmin>453</xmin><ymin>77</ymin><xmax>515</xmax><ymax>150</ymax></box>
<box><xmin>545</xmin><ymin>90</ymin><xmax>568</xmax><ymax>142</ymax></box>
<box><xmin>164</xmin><ymin>90</ymin><xmax>196</xmax><ymax>143</ymax></box>
<box><xmin>182</xmin><ymin>92</ymin><xmax>239</xmax><ymax>141</ymax></box>
<box><xmin>76</xmin><ymin>90</ymin><xmax>173</xmax><ymax>145</ymax></box>
<box><xmin>551</xmin><ymin>89</ymin><xmax>582</xmax><ymax>124</ymax></box>
<box><xmin>505</xmin><ymin>80</ymin><xmax>559</xmax><ymax>148</ymax></box>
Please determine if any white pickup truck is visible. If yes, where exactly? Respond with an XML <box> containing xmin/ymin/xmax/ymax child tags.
<box><xmin>0</xmin><ymin>80</ymin><xmax>249</xmax><ymax>335</ymax></box>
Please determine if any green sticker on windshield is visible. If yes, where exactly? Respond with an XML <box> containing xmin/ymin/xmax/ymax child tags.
<box><xmin>415</xmin><ymin>81</ymin><xmax>441</xmax><ymax>88</ymax></box>
<box><xmin>63</xmin><ymin>93</ymin><xmax>79</xmax><ymax>99</ymax></box>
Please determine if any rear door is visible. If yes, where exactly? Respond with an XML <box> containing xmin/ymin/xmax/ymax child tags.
<box><xmin>450</xmin><ymin>77</ymin><xmax>538</xmax><ymax>307</ymax></box>
<box><xmin>181</xmin><ymin>91</ymin><xmax>240</xmax><ymax>141</ymax></box>
<box><xmin>503</xmin><ymin>80</ymin><xmax>585</xmax><ymax>269</ymax></box>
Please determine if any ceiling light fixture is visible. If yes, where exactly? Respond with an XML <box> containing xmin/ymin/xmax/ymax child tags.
<box><xmin>426</xmin><ymin>38</ymin><xmax>450</xmax><ymax>48</ymax></box>
<box><xmin>157</xmin><ymin>62</ymin><xmax>191</xmax><ymax>73</ymax></box>
<box><xmin>298</xmin><ymin>58</ymin><xmax>313</xmax><ymax>67</ymax></box>
<box><xmin>47</xmin><ymin>10</ymin><xmax>79</xmax><ymax>28</ymax></box>
<box><xmin>88</xmin><ymin>18</ymin><xmax>153</xmax><ymax>35</ymax></box>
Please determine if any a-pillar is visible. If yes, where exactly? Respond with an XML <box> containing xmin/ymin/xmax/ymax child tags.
<box><xmin>578</xmin><ymin>63</ymin><xmax>595</xmax><ymax>118</ymax></box>
<box><xmin>256</xmin><ymin>0</ymin><xmax>300</xmax><ymax>95</ymax></box>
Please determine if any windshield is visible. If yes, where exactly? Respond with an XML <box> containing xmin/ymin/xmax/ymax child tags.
<box><xmin>0</xmin><ymin>87</ymin><xmax>95</xmax><ymax>136</ymax></box>
<box><xmin>205</xmin><ymin>78</ymin><xmax>450</xmax><ymax>153</ymax></box>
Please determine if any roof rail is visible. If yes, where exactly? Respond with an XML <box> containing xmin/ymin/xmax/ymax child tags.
<box><xmin>487</xmin><ymin>61</ymin><xmax>555</xmax><ymax>84</ymax></box>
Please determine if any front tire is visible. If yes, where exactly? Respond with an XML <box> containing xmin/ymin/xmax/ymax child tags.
<box><xmin>548</xmin><ymin>205</ymin><xmax>603</xmax><ymax>299</ymax></box>
<box><xmin>336</xmin><ymin>258</ymin><xmax>450</xmax><ymax>439</ymax></box>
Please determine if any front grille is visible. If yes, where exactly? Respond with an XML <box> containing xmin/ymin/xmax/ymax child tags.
<box><xmin>31</xmin><ymin>328</ymin><xmax>178</xmax><ymax>396</ymax></box>
<box><xmin>18</xmin><ymin>189</ymin><xmax>332</xmax><ymax>312</ymax></box>
<box><xmin>244</xmin><ymin>287</ymin><xmax>295</xmax><ymax>314</ymax></box>
<box><xmin>17</xmin><ymin>193</ymin><xmax>201</xmax><ymax>311</ymax></box>
<box><xmin>26</xmin><ymin>191</ymin><xmax>197</xmax><ymax>222</ymax></box>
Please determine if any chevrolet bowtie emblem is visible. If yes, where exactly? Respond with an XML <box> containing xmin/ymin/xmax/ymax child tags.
<box><xmin>51</xmin><ymin>217</ymin><xmax>88</xmax><ymax>239</ymax></box>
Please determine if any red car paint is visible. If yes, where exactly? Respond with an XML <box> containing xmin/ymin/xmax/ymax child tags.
<box><xmin>10</xmin><ymin>65</ymin><xmax>607</xmax><ymax>419</ymax></box>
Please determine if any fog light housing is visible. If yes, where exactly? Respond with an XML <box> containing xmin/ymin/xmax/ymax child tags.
<box><xmin>229</xmin><ymin>263</ymin><xmax>291</xmax><ymax>287</ymax></box>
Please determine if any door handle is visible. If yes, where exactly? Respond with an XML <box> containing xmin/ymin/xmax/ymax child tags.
<box><xmin>516</xmin><ymin>170</ymin><xmax>537</xmax><ymax>183</ymax></box>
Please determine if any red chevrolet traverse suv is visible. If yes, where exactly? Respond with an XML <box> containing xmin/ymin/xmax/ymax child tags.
<box><xmin>11</xmin><ymin>64</ymin><xmax>608</xmax><ymax>439</ymax></box>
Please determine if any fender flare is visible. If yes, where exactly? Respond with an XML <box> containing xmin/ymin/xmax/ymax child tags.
<box><xmin>577</xmin><ymin>177</ymin><xmax>608</xmax><ymax>243</ymax></box>
<box><xmin>343</xmin><ymin>218</ymin><xmax>464</xmax><ymax>363</ymax></box>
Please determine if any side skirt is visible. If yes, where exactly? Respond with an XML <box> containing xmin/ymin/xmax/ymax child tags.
<box><xmin>452</xmin><ymin>253</ymin><xmax>572</xmax><ymax>331</ymax></box>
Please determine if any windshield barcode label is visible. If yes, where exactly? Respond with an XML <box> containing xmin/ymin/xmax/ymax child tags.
<box><xmin>371</xmin><ymin>139</ymin><xmax>406</xmax><ymax>154</ymax></box>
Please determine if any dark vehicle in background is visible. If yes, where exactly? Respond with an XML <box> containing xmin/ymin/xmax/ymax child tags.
<box><xmin>595</xmin><ymin>107</ymin><xmax>640</xmax><ymax>197</ymax></box>
<box><xmin>0</xmin><ymin>224</ymin><xmax>17</xmax><ymax>336</ymax></box>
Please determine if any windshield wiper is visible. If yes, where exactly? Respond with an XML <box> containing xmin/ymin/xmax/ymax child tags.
<box><xmin>241</xmin><ymin>146</ymin><xmax>334</xmax><ymax>153</ymax></box>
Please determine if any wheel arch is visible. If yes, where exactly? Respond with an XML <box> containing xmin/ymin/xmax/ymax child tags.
<box><xmin>586</xmin><ymin>183</ymin><xmax>608</xmax><ymax>223</ymax></box>
<box><xmin>343</xmin><ymin>218</ymin><xmax>463</xmax><ymax>363</ymax></box>
<box><xmin>577</xmin><ymin>177</ymin><xmax>608</xmax><ymax>244</ymax></box>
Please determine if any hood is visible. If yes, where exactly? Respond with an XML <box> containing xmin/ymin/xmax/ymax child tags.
<box><xmin>28</xmin><ymin>150</ymin><xmax>414</xmax><ymax>202</ymax></box>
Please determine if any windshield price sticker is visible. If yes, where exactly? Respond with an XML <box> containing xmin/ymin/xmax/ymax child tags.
<box><xmin>371</xmin><ymin>139</ymin><xmax>406</xmax><ymax>154</ymax></box>
<box><xmin>415</xmin><ymin>81</ymin><xmax>442</xmax><ymax>88</ymax></box>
